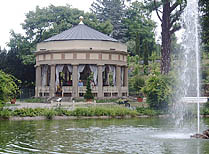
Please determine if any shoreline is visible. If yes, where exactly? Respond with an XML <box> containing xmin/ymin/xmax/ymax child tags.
<box><xmin>0</xmin><ymin>114</ymin><xmax>171</xmax><ymax>121</ymax></box>
<box><xmin>1</xmin><ymin>114</ymin><xmax>208</xmax><ymax>121</ymax></box>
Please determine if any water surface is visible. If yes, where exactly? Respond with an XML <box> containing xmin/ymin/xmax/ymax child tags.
<box><xmin>0</xmin><ymin>118</ymin><xmax>209</xmax><ymax>154</ymax></box>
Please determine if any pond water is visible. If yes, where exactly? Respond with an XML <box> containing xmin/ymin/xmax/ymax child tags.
<box><xmin>0</xmin><ymin>118</ymin><xmax>209</xmax><ymax>154</ymax></box>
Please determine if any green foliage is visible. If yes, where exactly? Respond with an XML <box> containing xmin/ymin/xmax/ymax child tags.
<box><xmin>74</xmin><ymin>98</ymin><xmax>86</xmax><ymax>102</ymax></box>
<box><xmin>54</xmin><ymin>107</ymin><xmax>71</xmax><ymax>116</ymax></box>
<box><xmin>84</xmin><ymin>76</ymin><xmax>94</xmax><ymax>100</ymax></box>
<box><xmin>44</xmin><ymin>109</ymin><xmax>56</xmax><ymax>120</ymax></box>
<box><xmin>12</xmin><ymin>108</ymin><xmax>46</xmax><ymax>117</ymax></box>
<box><xmin>0</xmin><ymin>109</ymin><xmax>12</xmax><ymax>119</ymax></box>
<box><xmin>199</xmin><ymin>0</ymin><xmax>209</xmax><ymax>53</ymax></box>
<box><xmin>1</xmin><ymin>34</ymin><xmax>35</xmax><ymax>88</ymax></box>
<box><xmin>136</xmin><ymin>107</ymin><xmax>163</xmax><ymax>116</ymax></box>
<box><xmin>91</xmin><ymin>0</ymin><xmax>126</xmax><ymax>40</ymax></box>
<box><xmin>71</xmin><ymin>107</ymin><xmax>138</xmax><ymax>117</ymax></box>
<box><xmin>21</xmin><ymin>97</ymin><xmax>47</xmax><ymax>103</ymax></box>
<box><xmin>0</xmin><ymin>70</ymin><xmax>20</xmax><ymax>107</ymax></box>
<box><xmin>142</xmin><ymin>71</ymin><xmax>175</xmax><ymax>110</ymax></box>
<box><xmin>129</xmin><ymin>75</ymin><xmax>145</xmax><ymax>96</ymax></box>
<box><xmin>0</xmin><ymin>107</ymin><xmax>138</xmax><ymax>119</ymax></box>
<box><xmin>201</xmin><ymin>102</ymin><xmax>209</xmax><ymax>115</ymax></box>
<box><xmin>96</xmin><ymin>98</ymin><xmax>119</xmax><ymax>103</ymax></box>
<box><xmin>202</xmin><ymin>108</ymin><xmax>209</xmax><ymax>116</ymax></box>
<box><xmin>124</xmin><ymin>1</ymin><xmax>157</xmax><ymax>61</ymax></box>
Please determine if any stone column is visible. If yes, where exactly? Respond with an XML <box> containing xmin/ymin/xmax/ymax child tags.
<box><xmin>124</xmin><ymin>66</ymin><xmax>129</xmax><ymax>96</ymax></box>
<box><xmin>124</xmin><ymin>66</ymin><xmax>128</xmax><ymax>87</ymax></box>
<box><xmin>98</xmin><ymin>65</ymin><xmax>103</xmax><ymax>98</ymax></box>
<box><xmin>116</xmin><ymin>65</ymin><xmax>121</xmax><ymax>97</ymax></box>
<box><xmin>72</xmin><ymin>64</ymin><xmax>78</xmax><ymax>98</ymax></box>
<box><xmin>35</xmin><ymin>65</ymin><xmax>41</xmax><ymax>97</ymax></box>
<box><xmin>50</xmin><ymin>64</ymin><xmax>56</xmax><ymax>97</ymax></box>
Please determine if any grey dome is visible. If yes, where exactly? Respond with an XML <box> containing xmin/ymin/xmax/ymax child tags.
<box><xmin>44</xmin><ymin>24</ymin><xmax>118</xmax><ymax>42</ymax></box>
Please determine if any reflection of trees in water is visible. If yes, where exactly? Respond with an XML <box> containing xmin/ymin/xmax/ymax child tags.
<box><xmin>0</xmin><ymin>120</ymin><xmax>37</xmax><ymax>151</ymax></box>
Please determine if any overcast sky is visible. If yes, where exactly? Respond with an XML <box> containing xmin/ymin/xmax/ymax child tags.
<box><xmin>0</xmin><ymin>0</ymin><xmax>94</xmax><ymax>49</ymax></box>
<box><xmin>0</xmin><ymin>0</ymin><xmax>162</xmax><ymax>49</ymax></box>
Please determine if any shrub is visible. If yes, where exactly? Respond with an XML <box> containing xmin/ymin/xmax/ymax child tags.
<box><xmin>129</xmin><ymin>75</ymin><xmax>145</xmax><ymax>96</ymax></box>
<box><xmin>0</xmin><ymin>70</ymin><xmax>21</xmax><ymax>108</ymax></box>
<box><xmin>142</xmin><ymin>72</ymin><xmax>175</xmax><ymax>111</ymax></box>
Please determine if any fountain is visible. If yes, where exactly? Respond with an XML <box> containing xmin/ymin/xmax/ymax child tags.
<box><xmin>173</xmin><ymin>0</ymin><xmax>201</xmax><ymax>134</ymax></box>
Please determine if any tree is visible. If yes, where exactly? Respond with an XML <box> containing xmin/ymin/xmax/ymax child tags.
<box><xmin>84</xmin><ymin>76</ymin><xmax>94</xmax><ymax>100</ymax></box>
<box><xmin>199</xmin><ymin>0</ymin><xmax>209</xmax><ymax>53</ymax></box>
<box><xmin>1</xmin><ymin>5</ymin><xmax>113</xmax><ymax>88</ymax></box>
<box><xmin>22</xmin><ymin>5</ymin><xmax>113</xmax><ymax>44</ymax></box>
<box><xmin>145</xmin><ymin>0</ymin><xmax>187</xmax><ymax>74</ymax></box>
<box><xmin>0</xmin><ymin>70</ymin><xmax>20</xmax><ymax>108</ymax></box>
<box><xmin>91</xmin><ymin>0</ymin><xmax>126</xmax><ymax>41</ymax></box>
<box><xmin>124</xmin><ymin>1</ymin><xmax>157</xmax><ymax>70</ymax></box>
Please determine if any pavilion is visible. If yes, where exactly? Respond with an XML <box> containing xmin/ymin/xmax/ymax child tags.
<box><xmin>35</xmin><ymin>17</ymin><xmax>128</xmax><ymax>98</ymax></box>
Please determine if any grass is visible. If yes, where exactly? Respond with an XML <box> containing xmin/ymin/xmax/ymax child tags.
<box><xmin>19</xmin><ymin>97</ymin><xmax>47</xmax><ymax>103</ymax></box>
<box><xmin>136</xmin><ymin>107</ymin><xmax>164</xmax><ymax>116</ymax></box>
<box><xmin>96</xmin><ymin>98</ymin><xmax>119</xmax><ymax>103</ymax></box>
<box><xmin>0</xmin><ymin>106</ymin><xmax>138</xmax><ymax>119</ymax></box>
<box><xmin>4</xmin><ymin>103</ymin><xmax>19</xmax><ymax>107</ymax></box>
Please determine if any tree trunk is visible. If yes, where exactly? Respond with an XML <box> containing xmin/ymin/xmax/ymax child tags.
<box><xmin>161</xmin><ymin>1</ymin><xmax>171</xmax><ymax>74</ymax></box>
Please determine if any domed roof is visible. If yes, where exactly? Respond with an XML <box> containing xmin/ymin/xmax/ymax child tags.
<box><xmin>44</xmin><ymin>23</ymin><xmax>118</xmax><ymax>42</ymax></box>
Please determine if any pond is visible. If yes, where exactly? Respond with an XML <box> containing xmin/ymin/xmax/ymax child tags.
<box><xmin>0</xmin><ymin>118</ymin><xmax>209</xmax><ymax>154</ymax></box>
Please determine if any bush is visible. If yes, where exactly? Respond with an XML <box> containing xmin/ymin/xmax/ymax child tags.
<box><xmin>129</xmin><ymin>75</ymin><xmax>145</xmax><ymax>96</ymax></box>
<box><xmin>0</xmin><ymin>70</ymin><xmax>21</xmax><ymax>108</ymax></box>
<box><xmin>142</xmin><ymin>72</ymin><xmax>175</xmax><ymax>111</ymax></box>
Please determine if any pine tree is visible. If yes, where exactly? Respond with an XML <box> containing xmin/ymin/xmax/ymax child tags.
<box><xmin>84</xmin><ymin>76</ymin><xmax>94</xmax><ymax>100</ymax></box>
<box><xmin>91</xmin><ymin>0</ymin><xmax>126</xmax><ymax>41</ymax></box>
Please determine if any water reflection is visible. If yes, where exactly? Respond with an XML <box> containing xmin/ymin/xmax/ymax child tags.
<box><xmin>0</xmin><ymin>118</ymin><xmax>208</xmax><ymax>154</ymax></box>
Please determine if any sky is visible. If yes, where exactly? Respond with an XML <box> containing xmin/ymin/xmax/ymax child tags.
<box><xmin>0</xmin><ymin>0</ymin><xmax>94</xmax><ymax>49</ymax></box>
<box><xmin>0</xmin><ymin>0</ymin><xmax>162</xmax><ymax>49</ymax></box>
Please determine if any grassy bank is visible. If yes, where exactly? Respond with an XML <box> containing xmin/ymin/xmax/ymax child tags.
<box><xmin>0</xmin><ymin>106</ymin><xmax>140</xmax><ymax>120</ymax></box>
